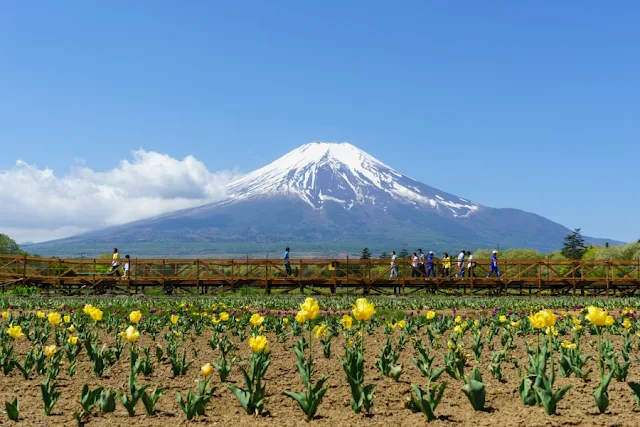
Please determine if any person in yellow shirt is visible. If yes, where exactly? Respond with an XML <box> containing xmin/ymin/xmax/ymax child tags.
<box><xmin>442</xmin><ymin>253</ymin><xmax>451</xmax><ymax>276</ymax></box>
<box><xmin>110</xmin><ymin>248</ymin><xmax>121</xmax><ymax>279</ymax></box>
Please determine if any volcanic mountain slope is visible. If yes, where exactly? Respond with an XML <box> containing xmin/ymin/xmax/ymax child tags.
<box><xmin>26</xmin><ymin>142</ymin><xmax>610</xmax><ymax>256</ymax></box>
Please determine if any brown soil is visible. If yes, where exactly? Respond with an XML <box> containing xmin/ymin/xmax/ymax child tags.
<box><xmin>1</xmin><ymin>328</ymin><xmax>639</xmax><ymax>427</ymax></box>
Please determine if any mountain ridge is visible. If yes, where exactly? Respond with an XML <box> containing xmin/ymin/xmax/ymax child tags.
<box><xmin>24</xmin><ymin>142</ymin><xmax>618</xmax><ymax>256</ymax></box>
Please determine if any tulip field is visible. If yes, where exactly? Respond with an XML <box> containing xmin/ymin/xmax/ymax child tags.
<box><xmin>1</xmin><ymin>295</ymin><xmax>640</xmax><ymax>426</ymax></box>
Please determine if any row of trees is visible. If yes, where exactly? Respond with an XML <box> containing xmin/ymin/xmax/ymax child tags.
<box><xmin>2</xmin><ymin>231</ymin><xmax>639</xmax><ymax>262</ymax></box>
<box><xmin>359</xmin><ymin>229</ymin><xmax>640</xmax><ymax>262</ymax></box>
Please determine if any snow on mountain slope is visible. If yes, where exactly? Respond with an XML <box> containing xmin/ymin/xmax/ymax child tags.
<box><xmin>227</xmin><ymin>142</ymin><xmax>480</xmax><ymax>217</ymax></box>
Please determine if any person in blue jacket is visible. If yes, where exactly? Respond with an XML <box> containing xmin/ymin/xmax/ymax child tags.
<box><xmin>426</xmin><ymin>251</ymin><xmax>436</xmax><ymax>277</ymax></box>
<box><xmin>283</xmin><ymin>247</ymin><xmax>292</xmax><ymax>277</ymax></box>
<box><xmin>487</xmin><ymin>250</ymin><xmax>500</xmax><ymax>277</ymax></box>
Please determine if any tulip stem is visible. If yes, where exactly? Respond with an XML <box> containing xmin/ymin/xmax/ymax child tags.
<box><xmin>596</xmin><ymin>329</ymin><xmax>603</xmax><ymax>379</ymax></box>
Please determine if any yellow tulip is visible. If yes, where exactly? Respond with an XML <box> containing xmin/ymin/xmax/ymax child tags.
<box><xmin>86</xmin><ymin>306</ymin><xmax>103</xmax><ymax>321</ymax></box>
<box><xmin>397</xmin><ymin>319</ymin><xmax>407</xmax><ymax>328</ymax></box>
<box><xmin>545</xmin><ymin>326</ymin><xmax>558</xmax><ymax>337</ymax></box>
<box><xmin>44</xmin><ymin>345</ymin><xmax>57</xmax><ymax>358</ymax></box>
<box><xmin>7</xmin><ymin>325</ymin><xmax>23</xmax><ymax>339</ymax></box>
<box><xmin>37</xmin><ymin>311</ymin><xmax>45</xmax><ymax>319</ymax></box>
<box><xmin>573</xmin><ymin>325</ymin><xmax>583</xmax><ymax>332</ymax></box>
<box><xmin>83</xmin><ymin>304</ymin><xmax>94</xmax><ymax>315</ymax></box>
<box><xmin>352</xmin><ymin>298</ymin><xmax>375</xmax><ymax>321</ymax></box>
<box><xmin>313</xmin><ymin>324</ymin><xmax>328</xmax><ymax>339</ymax></box>
<box><xmin>622</xmin><ymin>318</ymin><xmax>632</xmax><ymax>329</ymax></box>
<box><xmin>249</xmin><ymin>335</ymin><xmax>269</xmax><ymax>353</ymax></box>
<box><xmin>447</xmin><ymin>341</ymin><xmax>455</xmax><ymax>350</ymax></box>
<box><xmin>47</xmin><ymin>312</ymin><xmax>61</xmax><ymax>326</ymax></box>
<box><xmin>511</xmin><ymin>320</ymin><xmax>521</xmax><ymax>327</ymax></box>
<box><xmin>68</xmin><ymin>335</ymin><xmax>79</xmax><ymax>345</ymax></box>
<box><xmin>455</xmin><ymin>316</ymin><xmax>462</xmax><ymax>324</ymax></box>
<box><xmin>212</xmin><ymin>316</ymin><xmax>220</xmax><ymax>325</ymax></box>
<box><xmin>129</xmin><ymin>310</ymin><xmax>142</xmax><ymax>324</ymax></box>
<box><xmin>170</xmin><ymin>315</ymin><xmax>179</xmax><ymax>325</ymax></box>
<box><xmin>585</xmin><ymin>306</ymin><xmax>614</xmax><ymax>327</ymax></box>
<box><xmin>571</xmin><ymin>317</ymin><xmax>581</xmax><ymax>326</ymax></box>
<box><xmin>499</xmin><ymin>315</ymin><xmax>507</xmax><ymax>323</ymax></box>
<box><xmin>388</xmin><ymin>322</ymin><xmax>397</xmax><ymax>329</ymax></box>
<box><xmin>561</xmin><ymin>340</ymin><xmax>576</xmax><ymax>350</ymax></box>
<box><xmin>426</xmin><ymin>311</ymin><xmax>436</xmax><ymax>320</ymax></box>
<box><xmin>454</xmin><ymin>325</ymin><xmax>463</xmax><ymax>334</ymax></box>
<box><xmin>283</xmin><ymin>317</ymin><xmax>289</xmax><ymax>324</ymax></box>
<box><xmin>528</xmin><ymin>313</ymin><xmax>545</xmax><ymax>329</ymax></box>
<box><xmin>63</xmin><ymin>315</ymin><xmax>71</xmax><ymax>323</ymax></box>
<box><xmin>250</xmin><ymin>313</ymin><xmax>265</xmax><ymax>327</ymax></box>
<box><xmin>67</xmin><ymin>324</ymin><xmax>76</xmax><ymax>333</ymax></box>
<box><xmin>539</xmin><ymin>309</ymin><xmax>557</xmax><ymax>327</ymax></box>
<box><xmin>201</xmin><ymin>363</ymin><xmax>213</xmax><ymax>377</ymax></box>
<box><xmin>295</xmin><ymin>310</ymin><xmax>307</xmax><ymax>323</ymax></box>
<box><xmin>1</xmin><ymin>311</ymin><xmax>8</xmax><ymax>320</ymax></box>
<box><xmin>341</xmin><ymin>315</ymin><xmax>353</xmax><ymax>329</ymax></box>
<box><xmin>300</xmin><ymin>298</ymin><xmax>320</xmax><ymax>320</ymax></box>
<box><xmin>528</xmin><ymin>309</ymin><xmax>556</xmax><ymax>329</ymax></box>
<box><xmin>219</xmin><ymin>312</ymin><xmax>229</xmax><ymax>321</ymax></box>
<box><xmin>125</xmin><ymin>325</ymin><xmax>140</xmax><ymax>343</ymax></box>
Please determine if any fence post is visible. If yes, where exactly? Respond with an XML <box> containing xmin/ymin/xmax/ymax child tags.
<box><xmin>346</xmin><ymin>255</ymin><xmax>350</xmax><ymax>294</ymax></box>
<box><xmin>606</xmin><ymin>262</ymin><xmax>610</xmax><ymax>297</ymax></box>
<box><xmin>197</xmin><ymin>259</ymin><xmax>201</xmax><ymax>294</ymax></box>
<box><xmin>162</xmin><ymin>259</ymin><xmax>166</xmax><ymax>290</ymax></box>
<box><xmin>22</xmin><ymin>254</ymin><xmax>27</xmax><ymax>285</ymax></box>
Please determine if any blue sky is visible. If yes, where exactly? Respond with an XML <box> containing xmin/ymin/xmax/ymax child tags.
<box><xmin>1</xmin><ymin>1</ymin><xmax>638</xmax><ymax>243</ymax></box>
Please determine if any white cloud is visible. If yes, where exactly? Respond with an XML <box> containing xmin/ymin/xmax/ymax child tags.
<box><xmin>0</xmin><ymin>150</ymin><xmax>237</xmax><ymax>243</ymax></box>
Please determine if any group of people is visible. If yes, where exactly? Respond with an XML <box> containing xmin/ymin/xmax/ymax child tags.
<box><xmin>109</xmin><ymin>248</ymin><xmax>131</xmax><ymax>280</ymax></box>
<box><xmin>388</xmin><ymin>249</ymin><xmax>501</xmax><ymax>280</ymax></box>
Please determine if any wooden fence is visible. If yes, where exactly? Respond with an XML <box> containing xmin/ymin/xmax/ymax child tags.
<box><xmin>0</xmin><ymin>255</ymin><xmax>639</xmax><ymax>296</ymax></box>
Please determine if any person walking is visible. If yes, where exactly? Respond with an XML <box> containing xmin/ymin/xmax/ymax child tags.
<box><xmin>417</xmin><ymin>249</ymin><xmax>426</xmax><ymax>276</ymax></box>
<box><xmin>467</xmin><ymin>251</ymin><xmax>476</xmax><ymax>277</ymax></box>
<box><xmin>389</xmin><ymin>251</ymin><xmax>399</xmax><ymax>280</ymax></box>
<box><xmin>123</xmin><ymin>255</ymin><xmax>131</xmax><ymax>280</ymax></box>
<box><xmin>283</xmin><ymin>247</ymin><xmax>292</xmax><ymax>277</ymax></box>
<box><xmin>426</xmin><ymin>250</ymin><xmax>437</xmax><ymax>277</ymax></box>
<box><xmin>411</xmin><ymin>252</ymin><xmax>419</xmax><ymax>278</ymax></box>
<box><xmin>488</xmin><ymin>250</ymin><xmax>501</xmax><ymax>277</ymax></box>
<box><xmin>456</xmin><ymin>249</ymin><xmax>466</xmax><ymax>277</ymax></box>
<box><xmin>110</xmin><ymin>248</ymin><xmax>121</xmax><ymax>280</ymax></box>
<box><xmin>442</xmin><ymin>253</ymin><xmax>451</xmax><ymax>276</ymax></box>
<box><xmin>389</xmin><ymin>251</ymin><xmax>401</xmax><ymax>294</ymax></box>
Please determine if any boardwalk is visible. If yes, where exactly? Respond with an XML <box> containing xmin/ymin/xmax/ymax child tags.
<box><xmin>0</xmin><ymin>255</ymin><xmax>639</xmax><ymax>296</ymax></box>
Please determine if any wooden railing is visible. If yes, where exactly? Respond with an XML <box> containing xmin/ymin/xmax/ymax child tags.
<box><xmin>0</xmin><ymin>255</ymin><xmax>639</xmax><ymax>295</ymax></box>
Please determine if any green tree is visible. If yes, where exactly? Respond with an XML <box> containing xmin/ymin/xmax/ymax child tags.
<box><xmin>0</xmin><ymin>234</ymin><xmax>22</xmax><ymax>255</ymax></box>
<box><xmin>398</xmin><ymin>248</ymin><xmax>409</xmax><ymax>259</ymax></box>
<box><xmin>360</xmin><ymin>248</ymin><xmax>372</xmax><ymax>260</ymax></box>
<box><xmin>561</xmin><ymin>229</ymin><xmax>586</xmax><ymax>260</ymax></box>
<box><xmin>379</xmin><ymin>251</ymin><xmax>390</xmax><ymax>259</ymax></box>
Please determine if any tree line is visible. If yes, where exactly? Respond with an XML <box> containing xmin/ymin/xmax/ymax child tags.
<box><xmin>359</xmin><ymin>229</ymin><xmax>640</xmax><ymax>262</ymax></box>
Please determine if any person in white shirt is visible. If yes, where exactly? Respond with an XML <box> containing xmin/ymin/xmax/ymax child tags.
<box><xmin>389</xmin><ymin>251</ymin><xmax>400</xmax><ymax>294</ymax></box>
<box><xmin>123</xmin><ymin>255</ymin><xmax>131</xmax><ymax>280</ymax></box>
<box><xmin>411</xmin><ymin>253</ymin><xmax>419</xmax><ymax>278</ymax></box>
<box><xmin>417</xmin><ymin>249</ymin><xmax>425</xmax><ymax>276</ymax></box>
<box><xmin>389</xmin><ymin>251</ymin><xmax>398</xmax><ymax>279</ymax></box>
<box><xmin>456</xmin><ymin>250</ymin><xmax>466</xmax><ymax>277</ymax></box>
<box><xmin>466</xmin><ymin>251</ymin><xmax>476</xmax><ymax>277</ymax></box>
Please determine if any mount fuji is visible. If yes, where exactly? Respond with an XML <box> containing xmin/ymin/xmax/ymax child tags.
<box><xmin>27</xmin><ymin>142</ymin><xmax>607</xmax><ymax>256</ymax></box>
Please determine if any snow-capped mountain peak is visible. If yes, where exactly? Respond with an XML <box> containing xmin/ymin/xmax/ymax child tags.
<box><xmin>227</xmin><ymin>142</ymin><xmax>479</xmax><ymax>217</ymax></box>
